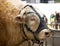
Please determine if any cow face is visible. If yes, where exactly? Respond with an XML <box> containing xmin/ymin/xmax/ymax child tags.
<box><xmin>25</xmin><ymin>13</ymin><xmax>50</xmax><ymax>40</ymax></box>
<box><xmin>15</xmin><ymin>6</ymin><xmax>51</xmax><ymax>41</ymax></box>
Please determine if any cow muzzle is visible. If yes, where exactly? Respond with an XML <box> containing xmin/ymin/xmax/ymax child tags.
<box><xmin>37</xmin><ymin>29</ymin><xmax>51</xmax><ymax>40</ymax></box>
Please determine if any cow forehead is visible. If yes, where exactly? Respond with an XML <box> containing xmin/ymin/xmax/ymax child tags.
<box><xmin>23</xmin><ymin>6</ymin><xmax>40</xmax><ymax>20</ymax></box>
<box><xmin>26</xmin><ymin>13</ymin><xmax>40</xmax><ymax>20</ymax></box>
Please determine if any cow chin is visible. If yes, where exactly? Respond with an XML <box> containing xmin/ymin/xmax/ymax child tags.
<box><xmin>37</xmin><ymin>29</ymin><xmax>51</xmax><ymax>41</ymax></box>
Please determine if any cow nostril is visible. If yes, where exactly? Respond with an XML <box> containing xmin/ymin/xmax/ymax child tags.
<box><xmin>45</xmin><ymin>32</ymin><xmax>49</xmax><ymax>35</ymax></box>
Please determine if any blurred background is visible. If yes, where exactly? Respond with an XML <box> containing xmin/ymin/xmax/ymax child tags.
<box><xmin>21</xmin><ymin>0</ymin><xmax>60</xmax><ymax>3</ymax></box>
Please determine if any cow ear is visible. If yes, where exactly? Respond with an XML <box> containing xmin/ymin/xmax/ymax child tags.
<box><xmin>15</xmin><ymin>8</ymin><xmax>26</xmax><ymax>24</ymax></box>
<box><xmin>15</xmin><ymin>15</ymin><xmax>25</xmax><ymax>24</ymax></box>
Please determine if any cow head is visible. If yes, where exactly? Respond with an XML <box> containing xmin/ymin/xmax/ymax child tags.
<box><xmin>15</xmin><ymin>5</ymin><xmax>51</xmax><ymax>42</ymax></box>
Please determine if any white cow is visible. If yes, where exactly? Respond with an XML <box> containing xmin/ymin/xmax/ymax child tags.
<box><xmin>0</xmin><ymin>0</ymin><xmax>51</xmax><ymax>46</ymax></box>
